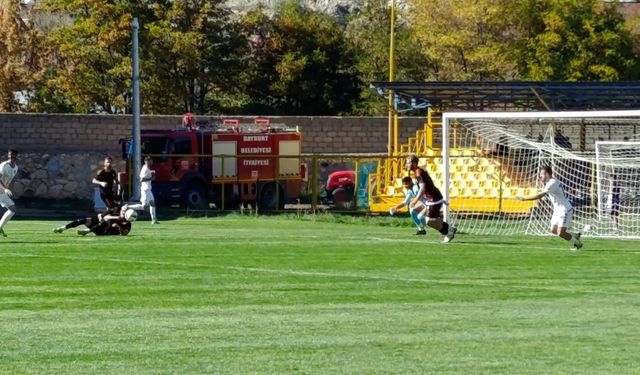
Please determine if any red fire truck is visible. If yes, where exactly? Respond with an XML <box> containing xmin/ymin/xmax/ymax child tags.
<box><xmin>120</xmin><ymin>115</ymin><xmax>306</xmax><ymax>210</ymax></box>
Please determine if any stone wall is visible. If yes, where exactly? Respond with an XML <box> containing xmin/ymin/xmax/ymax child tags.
<box><xmin>0</xmin><ymin>113</ymin><xmax>425</xmax><ymax>200</ymax></box>
<box><xmin>11</xmin><ymin>152</ymin><xmax>126</xmax><ymax>201</ymax></box>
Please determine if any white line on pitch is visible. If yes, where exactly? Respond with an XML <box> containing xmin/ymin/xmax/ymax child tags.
<box><xmin>1</xmin><ymin>252</ymin><xmax>637</xmax><ymax>297</ymax></box>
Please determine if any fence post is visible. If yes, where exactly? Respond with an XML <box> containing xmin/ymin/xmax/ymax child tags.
<box><xmin>221</xmin><ymin>155</ymin><xmax>225</xmax><ymax>211</ymax></box>
<box><xmin>311</xmin><ymin>156</ymin><xmax>318</xmax><ymax>214</ymax></box>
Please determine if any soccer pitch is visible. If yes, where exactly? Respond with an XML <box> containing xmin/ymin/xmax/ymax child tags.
<box><xmin>1</xmin><ymin>216</ymin><xmax>640</xmax><ymax>374</ymax></box>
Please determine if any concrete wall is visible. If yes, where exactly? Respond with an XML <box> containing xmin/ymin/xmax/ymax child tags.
<box><xmin>0</xmin><ymin>114</ymin><xmax>425</xmax><ymax>155</ymax></box>
<box><xmin>0</xmin><ymin>114</ymin><xmax>425</xmax><ymax>200</ymax></box>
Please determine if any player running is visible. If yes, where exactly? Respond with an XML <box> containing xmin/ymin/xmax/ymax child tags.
<box><xmin>517</xmin><ymin>165</ymin><xmax>583</xmax><ymax>250</ymax></box>
<box><xmin>0</xmin><ymin>149</ymin><xmax>19</xmax><ymax>237</ymax></box>
<box><xmin>405</xmin><ymin>155</ymin><xmax>456</xmax><ymax>243</ymax></box>
<box><xmin>389</xmin><ymin>176</ymin><xmax>428</xmax><ymax>235</ymax></box>
<box><xmin>121</xmin><ymin>156</ymin><xmax>158</xmax><ymax>224</ymax></box>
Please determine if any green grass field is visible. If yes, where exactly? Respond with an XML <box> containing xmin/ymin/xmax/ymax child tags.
<box><xmin>1</xmin><ymin>215</ymin><xmax>640</xmax><ymax>374</ymax></box>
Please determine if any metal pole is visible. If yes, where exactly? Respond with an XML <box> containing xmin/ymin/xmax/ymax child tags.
<box><xmin>311</xmin><ymin>156</ymin><xmax>318</xmax><ymax>214</ymax></box>
<box><xmin>131</xmin><ymin>18</ymin><xmax>141</xmax><ymax>201</ymax></box>
<box><xmin>387</xmin><ymin>0</ymin><xmax>396</xmax><ymax>156</ymax></box>
<box><xmin>442</xmin><ymin>114</ymin><xmax>451</xmax><ymax>223</ymax></box>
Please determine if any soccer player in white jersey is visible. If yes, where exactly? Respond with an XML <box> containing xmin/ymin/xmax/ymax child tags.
<box><xmin>123</xmin><ymin>156</ymin><xmax>158</xmax><ymax>224</ymax></box>
<box><xmin>517</xmin><ymin>165</ymin><xmax>583</xmax><ymax>250</ymax></box>
<box><xmin>0</xmin><ymin>149</ymin><xmax>19</xmax><ymax>237</ymax></box>
<box><xmin>389</xmin><ymin>176</ymin><xmax>427</xmax><ymax>235</ymax></box>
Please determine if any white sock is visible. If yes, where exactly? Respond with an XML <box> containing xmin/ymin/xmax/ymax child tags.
<box><xmin>150</xmin><ymin>206</ymin><xmax>157</xmax><ymax>221</ymax></box>
<box><xmin>127</xmin><ymin>203</ymin><xmax>144</xmax><ymax>210</ymax></box>
<box><xmin>0</xmin><ymin>210</ymin><xmax>15</xmax><ymax>229</ymax></box>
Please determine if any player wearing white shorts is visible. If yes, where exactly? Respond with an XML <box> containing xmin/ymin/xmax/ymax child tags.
<box><xmin>123</xmin><ymin>156</ymin><xmax>158</xmax><ymax>224</ymax></box>
<box><xmin>518</xmin><ymin>165</ymin><xmax>582</xmax><ymax>250</ymax></box>
<box><xmin>0</xmin><ymin>149</ymin><xmax>19</xmax><ymax>237</ymax></box>
<box><xmin>389</xmin><ymin>176</ymin><xmax>427</xmax><ymax>235</ymax></box>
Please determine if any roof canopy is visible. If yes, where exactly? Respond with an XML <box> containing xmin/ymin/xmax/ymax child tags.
<box><xmin>370</xmin><ymin>81</ymin><xmax>640</xmax><ymax>112</ymax></box>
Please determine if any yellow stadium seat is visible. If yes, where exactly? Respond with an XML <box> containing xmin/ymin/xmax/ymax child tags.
<box><xmin>502</xmin><ymin>188</ymin><xmax>513</xmax><ymax>198</ymax></box>
<box><xmin>487</xmin><ymin>188</ymin><xmax>500</xmax><ymax>198</ymax></box>
<box><xmin>454</xmin><ymin>165</ymin><xmax>467</xmax><ymax>174</ymax></box>
<box><xmin>525</xmin><ymin>187</ymin><xmax>539</xmax><ymax>196</ymax></box>
<box><xmin>449</xmin><ymin>187</ymin><xmax>459</xmax><ymax>198</ymax></box>
<box><xmin>418</xmin><ymin>157</ymin><xmax>429</xmax><ymax>166</ymax></box>
<box><xmin>461</xmin><ymin>188</ymin><xmax>474</xmax><ymax>198</ymax></box>
<box><xmin>385</xmin><ymin>186</ymin><xmax>396</xmax><ymax>196</ymax></box>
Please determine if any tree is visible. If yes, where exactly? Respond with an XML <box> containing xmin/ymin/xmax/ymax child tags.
<box><xmin>513</xmin><ymin>0</ymin><xmax>640</xmax><ymax>81</ymax></box>
<box><xmin>407</xmin><ymin>0</ymin><xmax>516</xmax><ymax>81</ymax></box>
<box><xmin>36</xmin><ymin>0</ymin><xmax>134</xmax><ymax>113</ymax></box>
<box><xmin>241</xmin><ymin>1</ymin><xmax>360</xmax><ymax>115</ymax></box>
<box><xmin>345</xmin><ymin>0</ymin><xmax>430</xmax><ymax>115</ymax></box>
<box><xmin>142</xmin><ymin>0</ymin><xmax>248</xmax><ymax>114</ymax></box>
<box><xmin>0</xmin><ymin>0</ymin><xmax>40</xmax><ymax>111</ymax></box>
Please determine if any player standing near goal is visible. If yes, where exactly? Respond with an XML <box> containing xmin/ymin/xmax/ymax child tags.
<box><xmin>92</xmin><ymin>155</ymin><xmax>119</xmax><ymax>211</ymax></box>
<box><xmin>122</xmin><ymin>156</ymin><xmax>158</xmax><ymax>224</ymax></box>
<box><xmin>517</xmin><ymin>165</ymin><xmax>583</xmax><ymax>250</ymax></box>
<box><xmin>389</xmin><ymin>176</ymin><xmax>427</xmax><ymax>235</ymax></box>
<box><xmin>405</xmin><ymin>155</ymin><xmax>456</xmax><ymax>243</ymax></box>
<box><xmin>0</xmin><ymin>149</ymin><xmax>19</xmax><ymax>237</ymax></box>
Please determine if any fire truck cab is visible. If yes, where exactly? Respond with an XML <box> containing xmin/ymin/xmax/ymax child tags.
<box><xmin>121</xmin><ymin>116</ymin><xmax>305</xmax><ymax>210</ymax></box>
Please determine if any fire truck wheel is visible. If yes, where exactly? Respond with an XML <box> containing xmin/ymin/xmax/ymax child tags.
<box><xmin>332</xmin><ymin>187</ymin><xmax>353</xmax><ymax>209</ymax></box>
<box><xmin>183</xmin><ymin>182</ymin><xmax>208</xmax><ymax>209</ymax></box>
<box><xmin>259</xmin><ymin>183</ymin><xmax>284</xmax><ymax>211</ymax></box>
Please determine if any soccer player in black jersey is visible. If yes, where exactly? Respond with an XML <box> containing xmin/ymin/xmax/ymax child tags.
<box><xmin>92</xmin><ymin>156</ymin><xmax>119</xmax><ymax>209</ymax></box>
<box><xmin>405</xmin><ymin>155</ymin><xmax>457</xmax><ymax>243</ymax></box>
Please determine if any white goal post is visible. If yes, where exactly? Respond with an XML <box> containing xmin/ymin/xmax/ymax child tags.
<box><xmin>595</xmin><ymin>141</ymin><xmax>640</xmax><ymax>237</ymax></box>
<box><xmin>441</xmin><ymin>110</ymin><xmax>640</xmax><ymax>238</ymax></box>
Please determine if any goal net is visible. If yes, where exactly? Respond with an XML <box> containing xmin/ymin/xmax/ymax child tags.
<box><xmin>441</xmin><ymin>111</ymin><xmax>640</xmax><ymax>238</ymax></box>
<box><xmin>595</xmin><ymin>141</ymin><xmax>640</xmax><ymax>237</ymax></box>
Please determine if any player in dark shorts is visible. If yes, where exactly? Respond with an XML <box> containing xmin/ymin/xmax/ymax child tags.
<box><xmin>53</xmin><ymin>209</ymin><xmax>132</xmax><ymax>236</ymax></box>
<box><xmin>92</xmin><ymin>156</ymin><xmax>119</xmax><ymax>209</ymax></box>
<box><xmin>405</xmin><ymin>155</ymin><xmax>457</xmax><ymax>243</ymax></box>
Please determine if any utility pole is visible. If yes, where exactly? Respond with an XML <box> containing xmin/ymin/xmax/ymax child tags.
<box><xmin>131</xmin><ymin>17</ymin><xmax>141</xmax><ymax>201</ymax></box>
